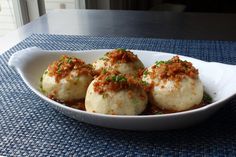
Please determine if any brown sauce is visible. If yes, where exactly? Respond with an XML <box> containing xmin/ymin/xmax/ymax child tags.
<box><xmin>142</xmin><ymin>98</ymin><xmax>209</xmax><ymax>115</ymax></box>
<box><xmin>50</xmin><ymin>97</ymin><xmax>86</xmax><ymax>111</ymax></box>
<box><xmin>51</xmin><ymin>92</ymin><xmax>212</xmax><ymax>115</ymax></box>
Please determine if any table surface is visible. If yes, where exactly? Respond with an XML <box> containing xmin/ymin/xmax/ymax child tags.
<box><xmin>0</xmin><ymin>9</ymin><xmax>236</xmax><ymax>54</ymax></box>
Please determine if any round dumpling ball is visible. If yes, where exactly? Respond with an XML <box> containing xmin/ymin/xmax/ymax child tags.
<box><xmin>142</xmin><ymin>56</ymin><xmax>203</xmax><ymax>111</ymax></box>
<box><xmin>93</xmin><ymin>49</ymin><xmax>144</xmax><ymax>75</ymax></box>
<box><xmin>85</xmin><ymin>71</ymin><xmax>148</xmax><ymax>115</ymax></box>
<box><xmin>41</xmin><ymin>55</ymin><xmax>94</xmax><ymax>102</ymax></box>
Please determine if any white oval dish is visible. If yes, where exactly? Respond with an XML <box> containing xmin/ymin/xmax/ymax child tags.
<box><xmin>8</xmin><ymin>47</ymin><xmax>236</xmax><ymax>130</ymax></box>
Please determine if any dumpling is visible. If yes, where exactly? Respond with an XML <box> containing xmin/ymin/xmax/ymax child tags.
<box><xmin>93</xmin><ymin>49</ymin><xmax>144</xmax><ymax>75</ymax></box>
<box><xmin>142</xmin><ymin>56</ymin><xmax>203</xmax><ymax>111</ymax></box>
<box><xmin>85</xmin><ymin>71</ymin><xmax>148</xmax><ymax>115</ymax></box>
<box><xmin>41</xmin><ymin>55</ymin><xmax>94</xmax><ymax>102</ymax></box>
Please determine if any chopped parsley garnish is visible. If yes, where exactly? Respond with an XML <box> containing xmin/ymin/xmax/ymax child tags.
<box><xmin>44</xmin><ymin>70</ymin><xmax>48</xmax><ymax>74</ymax></box>
<box><xmin>141</xmin><ymin>80</ymin><xmax>149</xmax><ymax>86</ymax></box>
<box><xmin>99</xmin><ymin>57</ymin><xmax>107</xmax><ymax>61</ymax></box>
<box><xmin>106</xmin><ymin>75</ymin><xmax>127</xmax><ymax>82</ymax></box>
<box><xmin>102</xmin><ymin>69</ymin><xmax>107</xmax><ymax>74</ymax></box>
<box><xmin>57</xmin><ymin>62</ymin><xmax>63</xmax><ymax>74</ymax></box>
<box><xmin>67</xmin><ymin>57</ymin><xmax>72</xmax><ymax>64</ymax></box>
<box><xmin>203</xmin><ymin>92</ymin><xmax>212</xmax><ymax>103</ymax></box>
<box><xmin>57</xmin><ymin>68</ymin><xmax>62</xmax><ymax>74</ymax></box>
<box><xmin>143</xmin><ymin>70</ymin><xmax>148</xmax><ymax>77</ymax></box>
<box><xmin>155</xmin><ymin>60</ymin><xmax>169</xmax><ymax>67</ymax></box>
<box><xmin>39</xmin><ymin>84</ymin><xmax>46</xmax><ymax>94</ymax></box>
<box><xmin>105</xmin><ymin>76</ymin><xmax>111</xmax><ymax>81</ymax></box>
<box><xmin>58</xmin><ymin>62</ymin><xmax>63</xmax><ymax>66</ymax></box>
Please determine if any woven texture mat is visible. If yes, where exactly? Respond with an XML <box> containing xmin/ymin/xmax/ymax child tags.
<box><xmin>1</xmin><ymin>34</ymin><xmax>236</xmax><ymax>156</ymax></box>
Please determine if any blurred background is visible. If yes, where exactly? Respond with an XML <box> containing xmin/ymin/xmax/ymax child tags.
<box><xmin>0</xmin><ymin>0</ymin><xmax>235</xmax><ymax>37</ymax></box>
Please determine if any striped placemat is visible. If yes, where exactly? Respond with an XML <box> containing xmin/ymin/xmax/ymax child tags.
<box><xmin>0</xmin><ymin>34</ymin><xmax>236</xmax><ymax>156</ymax></box>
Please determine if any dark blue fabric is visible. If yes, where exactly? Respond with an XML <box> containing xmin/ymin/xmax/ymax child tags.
<box><xmin>0</xmin><ymin>34</ymin><xmax>236</xmax><ymax>156</ymax></box>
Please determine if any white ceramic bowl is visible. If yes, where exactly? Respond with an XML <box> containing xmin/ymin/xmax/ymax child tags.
<box><xmin>8</xmin><ymin>47</ymin><xmax>236</xmax><ymax>130</ymax></box>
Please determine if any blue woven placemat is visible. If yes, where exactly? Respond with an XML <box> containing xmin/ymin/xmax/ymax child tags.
<box><xmin>1</xmin><ymin>34</ymin><xmax>236</xmax><ymax>156</ymax></box>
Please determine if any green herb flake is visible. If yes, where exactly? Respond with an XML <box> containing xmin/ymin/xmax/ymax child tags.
<box><xmin>39</xmin><ymin>84</ymin><xmax>46</xmax><ymax>94</ymax></box>
<box><xmin>155</xmin><ymin>60</ymin><xmax>167</xmax><ymax>67</ymax></box>
<box><xmin>57</xmin><ymin>62</ymin><xmax>63</xmax><ymax>74</ymax></box>
<box><xmin>141</xmin><ymin>80</ymin><xmax>149</xmax><ymax>86</ymax></box>
<box><xmin>40</xmin><ymin>76</ymin><xmax>43</xmax><ymax>82</ymax></box>
<box><xmin>119</xmin><ymin>77</ymin><xmax>127</xmax><ymax>82</ymax></box>
<box><xmin>111</xmin><ymin>75</ymin><xmax>116</xmax><ymax>82</ymax></box>
<box><xmin>57</xmin><ymin>68</ymin><xmax>62</xmax><ymax>74</ymax></box>
<box><xmin>44</xmin><ymin>70</ymin><xmax>48</xmax><ymax>74</ymax></box>
<box><xmin>99</xmin><ymin>57</ymin><xmax>108</xmax><ymax>61</ymax></box>
<box><xmin>106</xmin><ymin>75</ymin><xmax>127</xmax><ymax>82</ymax></box>
<box><xmin>58</xmin><ymin>62</ymin><xmax>63</xmax><ymax>67</ymax></box>
<box><xmin>143</xmin><ymin>70</ymin><xmax>148</xmax><ymax>77</ymax></box>
<box><xmin>102</xmin><ymin>69</ymin><xmax>107</xmax><ymax>74</ymax></box>
<box><xmin>114</xmin><ymin>75</ymin><xmax>127</xmax><ymax>82</ymax></box>
<box><xmin>203</xmin><ymin>92</ymin><xmax>212</xmax><ymax>103</ymax></box>
<box><xmin>67</xmin><ymin>57</ymin><xmax>72</xmax><ymax>64</ymax></box>
<box><xmin>105</xmin><ymin>76</ymin><xmax>111</xmax><ymax>81</ymax></box>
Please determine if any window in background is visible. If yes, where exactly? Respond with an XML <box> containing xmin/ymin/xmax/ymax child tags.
<box><xmin>44</xmin><ymin>0</ymin><xmax>85</xmax><ymax>12</ymax></box>
<box><xmin>0</xmin><ymin>0</ymin><xmax>17</xmax><ymax>37</ymax></box>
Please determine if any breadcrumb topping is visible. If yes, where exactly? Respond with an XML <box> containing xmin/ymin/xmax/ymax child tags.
<box><xmin>47</xmin><ymin>55</ymin><xmax>94</xmax><ymax>82</ymax></box>
<box><xmin>93</xmin><ymin>71</ymin><xmax>148</xmax><ymax>94</ymax></box>
<box><xmin>106</xmin><ymin>49</ymin><xmax>139</xmax><ymax>65</ymax></box>
<box><xmin>149</xmin><ymin>56</ymin><xmax>199</xmax><ymax>81</ymax></box>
